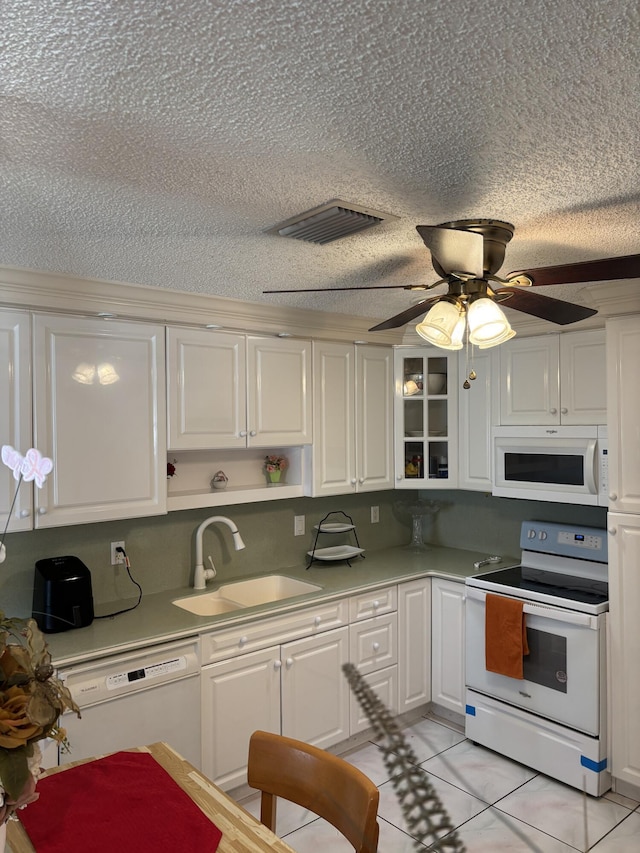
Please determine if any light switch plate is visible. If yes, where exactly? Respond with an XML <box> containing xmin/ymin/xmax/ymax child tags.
<box><xmin>294</xmin><ymin>515</ymin><xmax>305</xmax><ymax>536</ymax></box>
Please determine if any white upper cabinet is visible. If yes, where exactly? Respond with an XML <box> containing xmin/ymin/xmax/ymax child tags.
<box><xmin>393</xmin><ymin>347</ymin><xmax>458</xmax><ymax>489</ymax></box>
<box><xmin>33</xmin><ymin>315</ymin><xmax>166</xmax><ymax>527</ymax></box>
<box><xmin>606</xmin><ymin>315</ymin><xmax>640</xmax><ymax>514</ymax></box>
<box><xmin>498</xmin><ymin>329</ymin><xmax>606</xmax><ymax>426</ymax></box>
<box><xmin>167</xmin><ymin>328</ymin><xmax>311</xmax><ymax>450</ymax></box>
<box><xmin>308</xmin><ymin>342</ymin><xmax>393</xmax><ymax>496</ymax></box>
<box><xmin>457</xmin><ymin>348</ymin><xmax>496</xmax><ymax>491</ymax></box>
<box><xmin>0</xmin><ymin>310</ymin><xmax>32</xmax><ymax>533</ymax></box>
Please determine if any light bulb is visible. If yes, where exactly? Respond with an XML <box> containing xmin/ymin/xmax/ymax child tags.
<box><xmin>467</xmin><ymin>298</ymin><xmax>512</xmax><ymax>346</ymax></box>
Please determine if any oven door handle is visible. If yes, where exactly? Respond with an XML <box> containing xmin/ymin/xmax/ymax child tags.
<box><xmin>465</xmin><ymin>586</ymin><xmax>600</xmax><ymax>628</ymax></box>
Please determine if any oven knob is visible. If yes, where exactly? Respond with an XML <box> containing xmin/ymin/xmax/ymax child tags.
<box><xmin>538</xmin><ymin>531</ymin><xmax>547</xmax><ymax>540</ymax></box>
<box><xmin>527</xmin><ymin>529</ymin><xmax>536</xmax><ymax>539</ymax></box>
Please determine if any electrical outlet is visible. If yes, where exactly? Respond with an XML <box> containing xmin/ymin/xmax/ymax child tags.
<box><xmin>371</xmin><ymin>506</ymin><xmax>379</xmax><ymax>524</ymax></box>
<box><xmin>294</xmin><ymin>515</ymin><xmax>305</xmax><ymax>536</ymax></box>
<box><xmin>110</xmin><ymin>541</ymin><xmax>125</xmax><ymax>565</ymax></box>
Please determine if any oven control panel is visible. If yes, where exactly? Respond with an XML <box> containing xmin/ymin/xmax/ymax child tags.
<box><xmin>520</xmin><ymin>521</ymin><xmax>607</xmax><ymax>562</ymax></box>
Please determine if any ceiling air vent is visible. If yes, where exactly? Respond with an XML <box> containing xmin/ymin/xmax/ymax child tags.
<box><xmin>266</xmin><ymin>200</ymin><xmax>397</xmax><ymax>244</ymax></box>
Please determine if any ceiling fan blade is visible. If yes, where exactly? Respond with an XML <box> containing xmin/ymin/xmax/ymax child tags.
<box><xmin>416</xmin><ymin>225</ymin><xmax>485</xmax><ymax>278</ymax></box>
<box><xmin>368</xmin><ymin>296</ymin><xmax>441</xmax><ymax>331</ymax></box>
<box><xmin>263</xmin><ymin>283</ymin><xmax>414</xmax><ymax>294</ymax></box>
<box><xmin>495</xmin><ymin>287</ymin><xmax>598</xmax><ymax>325</ymax></box>
<box><xmin>508</xmin><ymin>253</ymin><xmax>640</xmax><ymax>287</ymax></box>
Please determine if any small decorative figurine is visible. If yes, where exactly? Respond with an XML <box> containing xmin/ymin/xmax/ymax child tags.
<box><xmin>210</xmin><ymin>470</ymin><xmax>228</xmax><ymax>490</ymax></box>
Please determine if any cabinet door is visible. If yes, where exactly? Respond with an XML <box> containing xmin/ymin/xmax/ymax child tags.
<box><xmin>310</xmin><ymin>341</ymin><xmax>356</xmax><ymax>495</ymax></box>
<box><xmin>559</xmin><ymin>329</ymin><xmax>606</xmax><ymax>425</ymax></box>
<box><xmin>281</xmin><ymin>627</ymin><xmax>349</xmax><ymax>749</ymax></box>
<box><xmin>350</xmin><ymin>665</ymin><xmax>398</xmax><ymax>734</ymax></box>
<box><xmin>499</xmin><ymin>335</ymin><xmax>560</xmax><ymax>425</ymax></box>
<box><xmin>607</xmin><ymin>514</ymin><xmax>640</xmax><ymax>789</ymax></box>
<box><xmin>431</xmin><ymin>578</ymin><xmax>466</xmax><ymax>716</ymax></box>
<box><xmin>247</xmin><ymin>337</ymin><xmax>312</xmax><ymax>447</ymax></box>
<box><xmin>0</xmin><ymin>310</ymin><xmax>32</xmax><ymax>534</ymax></box>
<box><xmin>398</xmin><ymin>578</ymin><xmax>431</xmax><ymax>713</ymax></box>
<box><xmin>356</xmin><ymin>345</ymin><xmax>394</xmax><ymax>492</ymax></box>
<box><xmin>166</xmin><ymin>327</ymin><xmax>246</xmax><ymax>449</ymax></box>
<box><xmin>458</xmin><ymin>348</ymin><xmax>496</xmax><ymax>491</ymax></box>
<box><xmin>33</xmin><ymin>315</ymin><xmax>166</xmax><ymax>527</ymax></box>
<box><xmin>201</xmin><ymin>646</ymin><xmax>281</xmax><ymax>790</ymax></box>
<box><xmin>607</xmin><ymin>316</ymin><xmax>640</xmax><ymax>513</ymax></box>
<box><xmin>394</xmin><ymin>348</ymin><xmax>458</xmax><ymax>488</ymax></box>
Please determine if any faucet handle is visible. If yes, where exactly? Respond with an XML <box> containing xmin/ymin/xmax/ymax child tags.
<box><xmin>206</xmin><ymin>556</ymin><xmax>217</xmax><ymax>579</ymax></box>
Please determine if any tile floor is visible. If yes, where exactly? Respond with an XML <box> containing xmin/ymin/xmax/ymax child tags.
<box><xmin>237</xmin><ymin>713</ymin><xmax>640</xmax><ymax>852</ymax></box>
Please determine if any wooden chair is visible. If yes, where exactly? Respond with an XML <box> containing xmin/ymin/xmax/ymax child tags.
<box><xmin>247</xmin><ymin>730</ymin><xmax>380</xmax><ymax>853</ymax></box>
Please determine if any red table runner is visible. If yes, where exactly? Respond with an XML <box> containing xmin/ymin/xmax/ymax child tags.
<box><xmin>19</xmin><ymin>751</ymin><xmax>222</xmax><ymax>852</ymax></box>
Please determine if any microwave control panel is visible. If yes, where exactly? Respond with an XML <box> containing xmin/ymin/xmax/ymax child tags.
<box><xmin>520</xmin><ymin>521</ymin><xmax>607</xmax><ymax>562</ymax></box>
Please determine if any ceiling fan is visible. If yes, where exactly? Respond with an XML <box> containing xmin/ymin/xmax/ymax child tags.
<box><xmin>264</xmin><ymin>218</ymin><xmax>640</xmax><ymax>342</ymax></box>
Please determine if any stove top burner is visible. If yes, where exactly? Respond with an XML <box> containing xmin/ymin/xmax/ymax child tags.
<box><xmin>472</xmin><ymin>565</ymin><xmax>608</xmax><ymax>608</ymax></box>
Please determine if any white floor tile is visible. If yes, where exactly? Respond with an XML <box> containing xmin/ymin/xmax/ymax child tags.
<box><xmin>382</xmin><ymin>715</ymin><xmax>466</xmax><ymax>764</ymax></box>
<box><xmin>240</xmin><ymin>790</ymin><xmax>319</xmax><ymax>837</ymax></box>
<box><xmin>450</xmin><ymin>807</ymin><xmax>579</xmax><ymax>852</ymax></box>
<box><xmin>495</xmin><ymin>774</ymin><xmax>634</xmax><ymax>850</ymax></box>
<box><xmin>341</xmin><ymin>740</ymin><xmax>397</xmax><ymax>786</ymax></box>
<box><xmin>588</xmin><ymin>811</ymin><xmax>640</xmax><ymax>851</ymax></box>
<box><xmin>421</xmin><ymin>739</ymin><xmax>537</xmax><ymax>804</ymax></box>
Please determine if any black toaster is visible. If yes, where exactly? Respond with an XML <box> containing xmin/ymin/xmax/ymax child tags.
<box><xmin>32</xmin><ymin>556</ymin><xmax>94</xmax><ymax>633</ymax></box>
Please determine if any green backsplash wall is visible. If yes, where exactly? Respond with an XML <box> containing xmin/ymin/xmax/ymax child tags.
<box><xmin>0</xmin><ymin>488</ymin><xmax>607</xmax><ymax>618</ymax></box>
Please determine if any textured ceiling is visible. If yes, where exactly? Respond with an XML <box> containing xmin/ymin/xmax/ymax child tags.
<box><xmin>1</xmin><ymin>0</ymin><xmax>639</xmax><ymax>329</ymax></box>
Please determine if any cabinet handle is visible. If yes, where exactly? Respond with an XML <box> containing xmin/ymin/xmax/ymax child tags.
<box><xmin>274</xmin><ymin>660</ymin><xmax>282</xmax><ymax>670</ymax></box>
<box><xmin>350</xmin><ymin>478</ymin><xmax>357</xmax><ymax>485</ymax></box>
<box><xmin>238</xmin><ymin>635</ymin><xmax>248</xmax><ymax>647</ymax></box>
<box><xmin>396</xmin><ymin>475</ymin><xmax>403</xmax><ymax>481</ymax></box>
<box><xmin>561</xmin><ymin>407</ymin><xmax>568</xmax><ymax>414</ymax></box>
<box><xmin>608</xmin><ymin>527</ymin><xmax>617</xmax><ymax>535</ymax></box>
<box><xmin>372</xmin><ymin>600</ymin><xmax>380</xmax><ymax>609</ymax></box>
<box><xmin>358</xmin><ymin>477</ymin><xmax>364</xmax><ymax>484</ymax></box>
<box><xmin>314</xmin><ymin>616</ymin><xmax>321</xmax><ymax>626</ymax></box>
<box><xmin>249</xmin><ymin>430</ymin><xmax>257</xmax><ymax>437</ymax></box>
<box><xmin>37</xmin><ymin>507</ymin><xmax>47</xmax><ymax>515</ymax></box>
<box><xmin>372</xmin><ymin>642</ymin><xmax>380</xmax><ymax>652</ymax></box>
<box><xmin>285</xmin><ymin>657</ymin><xmax>293</xmax><ymax>668</ymax></box>
<box><xmin>239</xmin><ymin>430</ymin><xmax>248</xmax><ymax>437</ymax></box>
<box><xmin>18</xmin><ymin>510</ymin><xmax>30</xmax><ymax>519</ymax></box>
<box><xmin>549</xmin><ymin>408</ymin><xmax>557</xmax><ymax>415</ymax></box>
<box><xmin>609</xmin><ymin>493</ymin><xmax>618</xmax><ymax>502</ymax></box>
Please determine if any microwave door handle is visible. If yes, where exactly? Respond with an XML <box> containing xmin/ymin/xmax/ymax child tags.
<box><xmin>584</xmin><ymin>439</ymin><xmax>597</xmax><ymax>494</ymax></box>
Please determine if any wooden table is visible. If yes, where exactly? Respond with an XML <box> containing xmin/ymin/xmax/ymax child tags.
<box><xmin>7</xmin><ymin>742</ymin><xmax>296</xmax><ymax>853</ymax></box>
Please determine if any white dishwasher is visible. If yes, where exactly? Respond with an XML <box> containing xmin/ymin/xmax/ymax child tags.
<box><xmin>57</xmin><ymin>637</ymin><xmax>201</xmax><ymax>769</ymax></box>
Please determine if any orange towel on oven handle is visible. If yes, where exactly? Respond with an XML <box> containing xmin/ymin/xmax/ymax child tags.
<box><xmin>485</xmin><ymin>592</ymin><xmax>530</xmax><ymax>679</ymax></box>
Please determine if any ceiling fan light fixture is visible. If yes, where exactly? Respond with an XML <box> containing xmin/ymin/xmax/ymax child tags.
<box><xmin>467</xmin><ymin>297</ymin><xmax>513</xmax><ymax>347</ymax></box>
<box><xmin>415</xmin><ymin>299</ymin><xmax>462</xmax><ymax>348</ymax></box>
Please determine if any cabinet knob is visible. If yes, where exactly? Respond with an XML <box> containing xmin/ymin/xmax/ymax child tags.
<box><xmin>249</xmin><ymin>430</ymin><xmax>257</xmax><ymax>437</ymax></box>
<box><xmin>396</xmin><ymin>475</ymin><xmax>403</xmax><ymax>481</ymax></box>
<box><xmin>609</xmin><ymin>493</ymin><xmax>618</xmax><ymax>502</ymax></box>
<box><xmin>358</xmin><ymin>477</ymin><xmax>364</xmax><ymax>484</ymax></box>
<box><xmin>37</xmin><ymin>507</ymin><xmax>47</xmax><ymax>515</ymax></box>
<box><xmin>285</xmin><ymin>657</ymin><xmax>294</xmax><ymax>668</ymax></box>
<box><xmin>274</xmin><ymin>660</ymin><xmax>282</xmax><ymax>670</ymax></box>
<box><xmin>608</xmin><ymin>527</ymin><xmax>617</xmax><ymax>535</ymax></box>
<box><xmin>239</xmin><ymin>635</ymin><xmax>248</xmax><ymax>647</ymax></box>
<box><xmin>549</xmin><ymin>408</ymin><xmax>557</xmax><ymax>415</ymax></box>
<box><xmin>561</xmin><ymin>407</ymin><xmax>568</xmax><ymax>414</ymax></box>
<box><xmin>372</xmin><ymin>600</ymin><xmax>380</xmax><ymax>609</ymax></box>
<box><xmin>350</xmin><ymin>478</ymin><xmax>357</xmax><ymax>485</ymax></box>
<box><xmin>372</xmin><ymin>642</ymin><xmax>380</xmax><ymax>652</ymax></box>
<box><xmin>314</xmin><ymin>615</ymin><xmax>321</xmax><ymax>626</ymax></box>
<box><xmin>18</xmin><ymin>509</ymin><xmax>30</xmax><ymax>519</ymax></box>
<box><xmin>239</xmin><ymin>430</ymin><xmax>248</xmax><ymax>437</ymax></box>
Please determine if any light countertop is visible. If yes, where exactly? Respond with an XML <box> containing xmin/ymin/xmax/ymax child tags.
<box><xmin>47</xmin><ymin>544</ymin><xmax>519</xmax><ymax>667</ymax></box>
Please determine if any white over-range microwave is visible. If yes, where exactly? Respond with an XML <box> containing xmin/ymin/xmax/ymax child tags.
<box><xmin>492</xmin><ymin>425</ymin><xmax>608</xmax><ymax>506</ymax></box>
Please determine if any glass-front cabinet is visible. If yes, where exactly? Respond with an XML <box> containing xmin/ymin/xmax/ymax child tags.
<box><xmin>393</xmin><ymin>347</ymin><xmax>458</xmax><ymax>489</ymax></box>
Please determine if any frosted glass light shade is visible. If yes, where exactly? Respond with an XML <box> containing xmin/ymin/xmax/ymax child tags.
<box><xmin>415</xmin><ymin>300</ymin><xmax>462</xmax><ymax>348</ymax></box>
<box><xmin>467</xmin><ymin>298</ymin><xmax>512</xmax><ymax>346</ymax></box>
<box><xmin>477</xmin><ymin>327</ymin><xmax>516</xmax><ymax>348</ymax></box>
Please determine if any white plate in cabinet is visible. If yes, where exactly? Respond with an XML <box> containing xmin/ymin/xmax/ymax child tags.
<box><xmin>349</xmin><ymin>612</ymin><xmax>398</xmax><ymax>675</ymax></box>
<box><xmin>348</xmin><ymin>586</ymin><xmax>397</xmax><ymax>621</ymax></box>
<box><xmin>350</xmin><ymin>665</ymin><xmax>398</xmax><ymax>735</ymax></box>
<box><xmin>199</xmin><ymin>599</ymin><xmax>349</xmax><ymax>664</ymax></box>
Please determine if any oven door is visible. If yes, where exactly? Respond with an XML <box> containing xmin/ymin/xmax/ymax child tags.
<box><xmin>465</xmin><ymin>586</ymin><xmax>605</xmax><ymax>736</ymax></box>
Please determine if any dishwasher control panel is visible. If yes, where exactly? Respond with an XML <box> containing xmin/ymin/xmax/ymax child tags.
<box><xmin>106</xmin><ymin>656</ymin><xmax>187</xmax><ymax>690</ymax></box>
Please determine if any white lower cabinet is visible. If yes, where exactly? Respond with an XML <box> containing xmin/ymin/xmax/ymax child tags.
<box><xmin>398</xmin><ymin>578</ymin><xmax>431</xmax><ymax>713</ymax></box>
<box><xmin>349</xmin><ymin>612</ymin><xmax>398</xmax><ymax>733</ymax></box>
<box><xmin>431</xmin><ymin>578</ymin><xmax>466</xmax><ymax>716</ymax></box>
<box><xmin>201</xmin><ymin>622</ymin><xmax>349</xmax><ymax>790</ymax></box>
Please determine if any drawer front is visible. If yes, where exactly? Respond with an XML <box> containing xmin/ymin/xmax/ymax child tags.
<box><xmin>349</xmin><ymin>612</ymin><xmax>397</xmax><ymax>674</ymax></box>
<box><xmin>349</xmin><ymin>664</ymin><xmax>398</xmax><ymax>734</ymax></box>
<box><xmin>349</xmin><ymin>585</ymin><xmax>397</xmax><ymax>621</ymax></box>
<box><xmin>200</xmin><ymin>599</ymin><xmax>348</xmax><ymax>664</ymax></box>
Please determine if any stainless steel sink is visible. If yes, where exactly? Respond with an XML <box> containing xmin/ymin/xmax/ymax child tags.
<box><xmin>172</xmin><ymin>574</ymin><xmax>322</xmax><ymax>616</ymax></box>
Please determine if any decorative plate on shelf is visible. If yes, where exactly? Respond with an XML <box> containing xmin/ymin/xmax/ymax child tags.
<box><xmin>314</xmin><ymin>522</ymin><xmax>355</xmax><ymax>533</ymax></box>
<box><xmin>308</xmin><ymin>545</ymin><xmax>365</xmax><ymax>561</ymax></box>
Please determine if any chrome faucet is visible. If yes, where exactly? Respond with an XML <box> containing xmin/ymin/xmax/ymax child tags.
<box><xmin>193</xmin><ymin>515</ymin><xmax>246</xmax><ymax>590</ymax></box>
